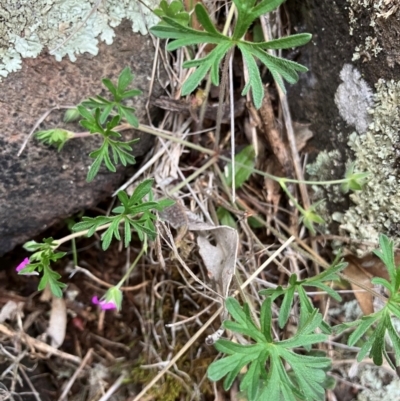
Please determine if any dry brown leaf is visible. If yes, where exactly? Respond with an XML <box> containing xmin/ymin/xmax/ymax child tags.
<box><xmin>344</xmin><ymin>254</ymin><xmax>392</xmax><ymax>315</ymax></box>
<box><xmin>195</xmin><ymin>225</ymin><xmax>238</xmax><ymax>298</ymax></box>
<box><xmin>46</xmin><ymin>295</ymin><xmax>67</xmax><ymax>348</ymax></box>
<box><xmin>161</xmin><ymin>203</ymin><xmax>239</xmax><ymax>297</ymax></box>
<box><xmin>293</xmin><ymin>122</ymin><xmax>313</xmax><ymax>151</ymax></box>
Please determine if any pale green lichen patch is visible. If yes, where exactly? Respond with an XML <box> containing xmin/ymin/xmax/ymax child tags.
<box><xmin>307</xmin><ymin>79</ymin><xmax>400</xmax><ymax>255</ymax></box>
<box><xmin>0</xmin><ymin>0</ymin><xmax>161</xmax><ymax>78</ymax></box>
<box><xmin>340</xmin><ymin>79</ymin><xmax>400</xmax><ymax>254</ymax></box>
<box><xmin>306</xmin><ymin>149</ymin><xmax>349</xmax><ymax>236</ymax></box>
<box><xmin>357</xmin><ymin>365</ymin><xmax>400</xmax><ymax>401</ymax></box>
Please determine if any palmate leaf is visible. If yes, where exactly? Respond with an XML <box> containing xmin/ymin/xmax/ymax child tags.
<box><xmin>86</xmin><ymin>136</ymin><xmax>137</xmax><ymax>182</ymax></box>
<box><xmin>335</xmin><ymin>234</ymin><xmax>400</xmax><ymax>367</ymax></box>
<box><xmin>22</xmin><ymin>238</ymin><xmax>68</xmax><ymax>298</ymax></box>
<box><xmin>153</xmin><ymin>0</ymin><xmax>190</xmax><ymax>27</ymax></box>
<box><xmin>35</xmin><ymin>128</ymin><xmax>74</xmax><ymax>151</ymax></box>
<box><xmin>373</xmin><ymin>234</ymin><xmax>399</xmax><ymax>291</ymax></box>
<box><xmin>39</xmin><ymin>266</ymin><xmax>67</xmax><ymax>298</ymax></box>
<box><xmin>150</xmin><ymin>1</ymin><xmax>311</xmax><ymax>109</ymax></box>
<box><xmin>260</xmin><ymin>258</ymin><xmax>345</xmax><ymax>331</ymax></box>
<box><xmin>72</xmin><ymin>181</ymin><xmax>175</xmax><ymax>249</ymax></box>
<box><xmin>339</xmin><ymin>304</ymin><xmax>400</xmax><ymax>367</ymax></box>
<box><xmin>208</xmin><ymin>297</ymin><xmax>330</xmax><ymax>401</ymax></box>
<box><xmin>72</xmin><ymin>67</ymin><xmax>142</xmax><ymax>181</ymax></box>
<box><xmin>232</xmin><ymin>0</ymin><xmax>286</xmax><ymax>40</ymax></box>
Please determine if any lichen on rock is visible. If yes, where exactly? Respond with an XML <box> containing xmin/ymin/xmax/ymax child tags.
<box><xmin>0</xmin><ymin>0</ymin><xmax>161</xmax><ymax>78</ymax></box>
<box><xmin>340</xmin><ymin>79</ymin><xmax>400</xmax><ymax>254</ymax></box>
<box><xmin>356</xmin><ymin>365</ymin><xmax>400</xmax><ymax>401</ymax></box>
<box><xmin>335</xmin><ymin>64</ymin><xmax>374</xmax><ymax>134</ymax></box>
<box><xmin>307</xmin><ymin>77</ymin><xmax>400</xmax><ymax>255</ymax></box>
<box><xmin>347</xmin><ymin>0</ymin><xmax>400</xmax><ymax>66</ymax></box>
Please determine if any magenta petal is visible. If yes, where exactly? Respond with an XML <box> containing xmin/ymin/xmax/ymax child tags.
<box><xmin>100</xmin><ymin>301</ymin><xmax>117</xmax><ymax>310</ymax></box>
<box><xmin>16</xmin><ymin>257</ymin><xmax>30</xmax><ymax>272</ymax></box>
<box><xmin>92</xmin><ymin>296</ymin><xmax>100</xmax><ymax>305</ymax></box>
<box><xmin>92</xmin><ymin>295</ymin><xmax>116</xmax><ymax>311</ymax></box>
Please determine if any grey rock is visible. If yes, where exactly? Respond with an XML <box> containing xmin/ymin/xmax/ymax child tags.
<box><xmin>0</xmin><ymin>21</ymin><xmax>164</xmax><ymax>255</ymax></box>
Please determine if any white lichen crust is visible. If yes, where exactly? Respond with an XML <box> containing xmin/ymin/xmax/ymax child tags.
<box><xmin>0</xmin><ymin>0</ymin><xmax>161</xmax><ymax>78</ymax></box>
<box><xmin>357</xmin><ymin>365</ymin><xmax>400</xmax><ymax>401</ymax></box>
<box><xmin>340</xmin><ymin>79</ymin><xmax>400</xmax><ymax>255</ymax></box>
<box><xmin>335</xmin><ymin>64</ymin><xmax>374</xmax><ymax>134</ymax></box>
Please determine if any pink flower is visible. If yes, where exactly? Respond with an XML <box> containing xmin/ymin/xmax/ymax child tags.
<box><xmin>16</xmin><ymin>257</ymin><xmax>30</xmax><ymax>272</ymax></box>
<box><xmin>15</xmin><ymin>257</ymin><xmax>39</xmax><ymax>276</ymax></box>
<box><xmin>92</xmin><ymin>296</ymin><xmax>117</xmax><ymax>311</ymax></box>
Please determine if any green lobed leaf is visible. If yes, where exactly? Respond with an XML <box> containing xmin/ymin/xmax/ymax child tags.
<box><xmin>225</xmin><ymin>297</ymin><xmax>248</xmax><ymax>326</ymax></box>
<box><xmin>35</xmin><ymin>128</ymin><xmax>74</xmax><ymax>151</ymax></box>
<box><xmin>224</xmin><ymin>145</ymin><xmax>256</xmax><ymax>189</ymax></box>
<box><xmin>253</xmin><ymin>33</ymin><xmax>312</xmax><ymax>50</ymax></box>
<box><xmin>118</xmin><ymin>105</ymin><xmax>139</xmax><ymax>127</ymax></box>
<box><xmin>64</xmin><ymin>107</ymin><xmax>80</xmax><ymax>123</ymax></box>
<box><xmin>239</xmin><ymin>43</ymin><xmax>264</xmax><ymax>109</ymax></box>
<box><xmin>223</xmin><ymin>321</ymin><xmax>265</xmax><ymax>343</ymax></box>
<box><xmin>121</xmin><ymin>89</ymin><xmax>142</xmax><ymax>99</ymax></box>
<box><xmin>207</xmin><ymin>352</ymin><xmax>252</xmax><ymax>382</ymax></box>
<box><xmin>117</xmin><ymin>67</ymin><xmax>134</xmax><ymax>95</ymax></box>
<box><xmin>181</xmin><ymin>42</ymin><xmax>232</xmax><ymax>94</ymax></box>
<box><xmin>153</xmin><ymin>0</ymin><xmax>190</xmax><ymax>27</ymax></box>
<box><xmin>153</xmin><ymin>198</ymin><xmax>176</xmax><ymax>211</ymax></box>
<box><xmin>102</xmin><ymin>78</ymin><xmax>117</xmax><ymax>97</ymax></box>
<box><xmin>260</xmin><ymin>296</ymin><xmax>274</xmax><ymax>342</ymax></box>
<box><xmin>369</xmin><ymin>317</ymin><xmax>387</xmax><ymax>365</ymax></box>
<box><xmin>87</xmin><ymin>153</ymin><xmax>104</xmax><ymax>182</ymax></box>
<box><xmin>128</xmin><ymin>202</ymin><xmax>161</xmax><ymax>215</ymax></box>
<box><xmin>240</xmin><ymin>357</ymin><xmax>265</xmax><ymax>401</ymax></box>
<box><xmin>117</xmin><ymin>190</ymin><xmax>130</xmax><ymax>209</ymax></box>
<box><xmin>150</xmin><ymin>0</ymin><xmax>310</xmax><ymax>109</ymax></box>
<box><xmin>374</xmin><ymin>234</ymin><xmax>397</xmax><ymax>290</ymax></box>
<box><xmin>348</xmin><ymin>313</ymin><xmax>381</xmax><ymax>346</ymax></box>
<box><xmin>232</xmin><ymin>0</ymin><xmax>286</xmax><ymax>40</ymax></box>
<box><xmin>370</xmin><ymin>277</ymin><xmax>393</xmax><ymax>294</ymax></box>
<box><xmin>214</xmin><ymin>339</ymin><xmax>258</xmax><ymax>355</ymax></box>
<box><xmin>387</xmin><ymin>321</ymin><xmax>400</xmax><ymax>366</ymax></box>
<box><xmin>278</xmin><ymin>284</ymin><xmax>296</xmax><ymax>328</ymax></box>
<box><xmin>129</xmin><ymin>179</ymin><xmax>154</xmax><ymax>205</ymax></box>
<box><xmin>124</xmin><ymin>218</ymin><xmax>132</xmax><ymax>248</ymax></box>
<box><xmin>216</xmin><ymin>207</ymin><xmax>237</xmax><ymax>228</ymax></box>
<box><xmin>100</xmin><ymin>102</ymin><xmax>114</xmax><ymax>124</ymax></box>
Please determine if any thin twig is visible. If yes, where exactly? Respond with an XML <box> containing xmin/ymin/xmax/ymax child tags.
<box><xmin>19</xmin><ymin>368</ymin><xmax>42</xmax><ymax>401</ymax></box>
<box><xmin>71</xmin><ymin>265</ymin><xmax>149</xmax><ymax>291</ymax></box>
<box><xmin>0</xmin><ymin>324</ymin><xmax>81</xmax><ymax>364</ymax></box>
<box><xmin>58</xmin><ymin>348</ymin><xmax>93</xmax><ymax>401</ymax></box>
<box><xmin>18</xmin><ymin>105</ymin><xmax>75</xmax><ymax>156</ymax></box>
<box><xmin>131</xmin><ymin>305</ymin><xmax>223</xmax><ymax>401</ymax></box>
<box><xmin>240</xmin><ymin>236</ymin><xmax>295</xmax><ymax>290</ymax></box>
<box><xmin>97</xmin><ymin>373</ymin><xmax>126</xmax><ymax>401</ymax></box>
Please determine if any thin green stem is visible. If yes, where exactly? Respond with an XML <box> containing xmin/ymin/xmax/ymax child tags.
<box><xmin>279</xmin><ymin>180</ymin><xmax>306</xmax><ymax>215</ymax></box>
<box><xmin>60</xmin><ymin>121</ymin><xmax>355</xmax><ymax>188</ymax></box>
<box><xmin>117</xmin><ymin>241</ymin><xmax>147</xmax><ymax>288</ymax></box>
<box><xmin>71</xmin><ymin>238</ymin><xmax>78</xmax><ymax>266</ymax></box>
<box><xmin>138</xmin><ymin>123</ymin><xmax>352</xmax><ymax>187</ymax></box>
